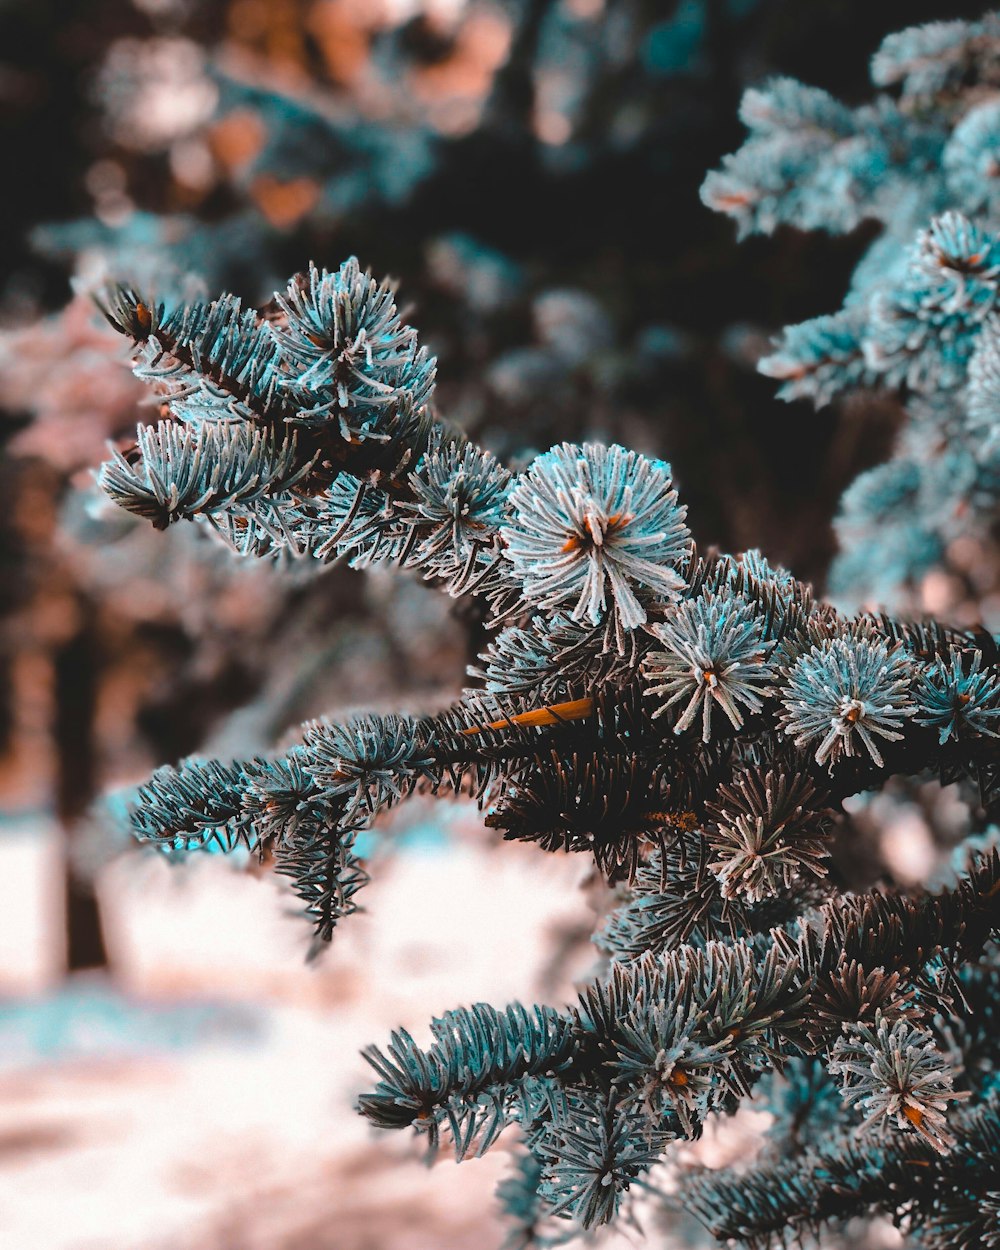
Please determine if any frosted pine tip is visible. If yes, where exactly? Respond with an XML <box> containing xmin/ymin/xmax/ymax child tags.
<box><xmin>461</xmin><ymin>697</ymin><xmax>595</xmax><ymax>735</ymax></box>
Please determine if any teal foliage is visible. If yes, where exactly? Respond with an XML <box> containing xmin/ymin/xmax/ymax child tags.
<box><xmin>688</xmin><ymin>1092</ymin><xmax>1000</xmax><ymax>1248</ymax></box>
<box><xmin>916</xmin><ymin>648</ymin><xmax>1000</xmax><ymax>743</ymax></box>
<box><xmin>500</xmin><ymin>442</ymin><xmax>691</xmax><ymax>639</ymax></box>
<box><xmin>270</xmin><ymin>260</ymin><xmax>436</xmax><ymax>434</ymax></box>
<box><xmin>642</xmin><ymin>591</ymin><xmax>775</xmax><ymax>741</ymax></box>
<box><xmin>86</xmin><ymin>11</ymin><xmax>1000</xmax><ymax>1246</ymax></box>
<box><xmin>532</xmin><ymin>1091</ymin><xmax>673</xmax><ymax>1226</ymax></box>
<box><xmin>643</xmin><ymin>1</ymin><xmax>707</xmax><ymax>77</ymax></box>
<box><xmin>778</xmin><ymin>634</ymin><xmax>916</xmax><ymax>769</ymax></box>
<box><xmin>101</xmin><ymin>248</ymin><xmax>1000</xmax><ymax>1242</ymax></box>
<box><xmin>829</xmin><ymin>1012</ymin><xmax>968</xmax><ymax>1152</ymax></box>
<box><xmin>211</xmin><ymin>71</ymin><xmax>436</xmax><ymax>215</ymax></box>
<box><xmin>705</xmin><ymin>12</ymin><xmax>1000</xmax><ymax>605</ymax></box>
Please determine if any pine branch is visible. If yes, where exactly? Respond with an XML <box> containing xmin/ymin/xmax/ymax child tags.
<box><xmin>94</xmin><ymin>61</ymin><xmax>1000</xmax><ymax>1234</ymax></box>
<box><xmin>359</xmin><ymin>854</ymin><xmax>1000</xmax><ymax>1229</ymax></box>
<box><xmin>358</xmin><ymin>1003</ymin><xmax>576</xmax><ymax>1160</ymax></box>
<box><xmin>686</xmin><ymin>1092</ymin><xmax>1000</xmax><ymax>1249</ymax></box>
<box><xmin>97</xmin><ymin>261</ymin><xmax>449</xmax><ymax>512</ymax></box>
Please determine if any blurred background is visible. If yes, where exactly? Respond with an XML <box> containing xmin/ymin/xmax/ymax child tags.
<box><xmin>0</xmin><ymin>1</ymin><xmax>990</xmax><ymax>1246</ymax></box>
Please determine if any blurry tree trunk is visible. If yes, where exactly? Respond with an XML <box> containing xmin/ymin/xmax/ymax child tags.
<box><xmin>55</xmin><ymin>615</ymin><xmax>107</xmax><ymax>970</ymax></box>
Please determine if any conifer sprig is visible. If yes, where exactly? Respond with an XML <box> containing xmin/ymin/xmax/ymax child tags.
<box><xmin>96</xmin><ymin>29</ymin><xmax>1000</xmax><ymax>1233</ymax></box>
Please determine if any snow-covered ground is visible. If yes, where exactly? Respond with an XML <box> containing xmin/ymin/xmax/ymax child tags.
<box><xmin>0</xmin><ymin>817</ymin><xmax>623</xmax><ymax>1250</ymax></box>
<box><xmin>0</xmin><ymin>813</ymin><xmax>905</xmax><ymax>1250</ymax></box>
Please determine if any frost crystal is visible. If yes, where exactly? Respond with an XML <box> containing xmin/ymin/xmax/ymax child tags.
<box><xmin>501</xmin><ymin>442</ymin><xmax>691</xmax><ymax>636</ymax></box>
<box><xmin>642</xmin><ymin>592</ymin><xmax>774</xmax><ymax>741</ymax></box>
<box><xmin>779</xmin><ymin>635</ymin><xmax>915</xmax><ymax>768</ymax></box>
<box><xmin>829</xmin><ymin>1012</ymin><xmax>968</xmax><ymax>1153</ymax></box>
<box><xmin>915</xmin><ymin>648</ymin><xmax>1000</xmax><ymax>744</ymax></box>
<box><xmin>404</xmin><ymin>442</ymin><xmax>511</xmax><ymax>576</ymax></box>
<box><xmin>273</xmin><ymin>258</ymin><xmax>436</xmax><ymax>435</ymax></box>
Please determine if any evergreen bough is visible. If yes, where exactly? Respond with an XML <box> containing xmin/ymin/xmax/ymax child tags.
<box><xmin>92</xmin><ymin>14</ymin><xmax>1000</xmax><ymax>1246</ymax></box>
<box><xmin>704</xmin><ymin>9</ymin><xmax>1000</xmax><ymax>608</ymax></box>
